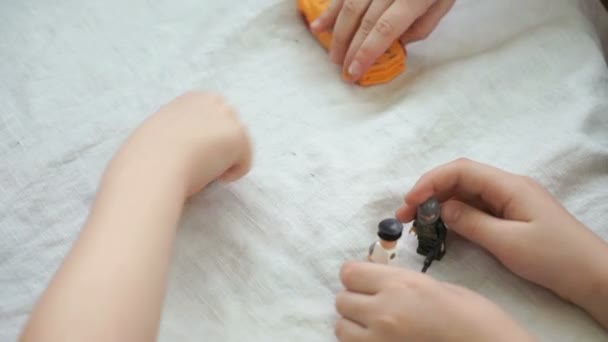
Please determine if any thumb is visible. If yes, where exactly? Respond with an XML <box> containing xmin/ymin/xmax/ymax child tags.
<box><xmin>218</xmin><ymin>162</ymin><xmax>250</xmax><ymax>182</ymax></box>
<box><xmin>219</xmin><ymin>134</ymin><xmax>253</xmax><ymax>182</ymax></box>
<box><xmin>400</xmin><ymin>0</ymin><xmax>455</xmax><ymax>45</ymax></box>
<box><xmin>441</xmin><ymin>200</ymin><xmax>517</xmax><ymax>253</ymax></box>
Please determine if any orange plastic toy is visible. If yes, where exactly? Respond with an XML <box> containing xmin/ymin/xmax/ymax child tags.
<box><xmin>297</xmin><ymin>0</ymin><xmax>406</xmax><ymax>86</ymax></box>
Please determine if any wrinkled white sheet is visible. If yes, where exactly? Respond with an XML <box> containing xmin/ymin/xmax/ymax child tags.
<box><xmin>1</xmin><ymin>0</ymin><xmax>608</xmax><ymax>341</ymax></box>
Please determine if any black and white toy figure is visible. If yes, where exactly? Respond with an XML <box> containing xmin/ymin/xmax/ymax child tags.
<box><xmin>410</xmin><ymin>197</ymin><xmax>447</xmax><ymax>273</ymax></box>
<box><xmin>368</xmin><ymin>218</ymin><xmax>404</xmax><ymax>264</ymax></box>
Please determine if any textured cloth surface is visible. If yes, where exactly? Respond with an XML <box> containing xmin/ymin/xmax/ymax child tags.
<box><xmin>1</xmin><ymin>0</ymin><xmax>608</xmax><ymax>341</ymax></box>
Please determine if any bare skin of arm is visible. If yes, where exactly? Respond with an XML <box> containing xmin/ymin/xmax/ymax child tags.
<box><xmin>20</xmin><ymin>91</ymin><xmax>252</xmax><ymax>342</ymax></box>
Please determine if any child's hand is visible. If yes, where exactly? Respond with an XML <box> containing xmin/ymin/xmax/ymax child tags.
<box><xmin>20</xmin><ymin>92</ymin><xmax>252</xmax><ymax>342</ymax></box>
<box><xmin>20</xmin><ymin>91</ymin><xmax>251</xmax><ymax>342</ymax></box>
<box><xmin>310</xmin><ymin>0</ymin><xmax>454</xmax><ymax>80</ymax></box>
<box><xmin>395</xmin><ymin>159</ymin><xmax>608</xmax><ymax>325</ymax></box>
<box><xmin>124</xmin><ymin>91</ymin><xmax>252</xmax><ymax>197</ymax></box>
<box><xmin>335</xmin><ymin>261</ymin><xmax>535</xmax><ymax>341</ymax></box>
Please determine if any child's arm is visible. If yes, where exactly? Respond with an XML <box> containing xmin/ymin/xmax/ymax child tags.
<box><xmin>20</xmin><ymin>91</ymin><xmax>252</xmax><ymax>342</ymax></box>
<box><xmin>335</xmin><ymin>158</ymin><xmax>608</xmax><ymax>342</ymax></box>
<box><xmin>398</xmin><ymin>158</ymin><xmax>608</xmax><ymax>327</ymax></box>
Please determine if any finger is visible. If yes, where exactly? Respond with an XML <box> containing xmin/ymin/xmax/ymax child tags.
<box><xmin>404</xmin><ymin>158</ymin><xmax>535</xmax><ymax>221</ymax></box>
<box><xmin>346</xmin><ymin>0</ymin><xmax>432</xmax><ymax>80</ymax></box>
<box><xmin>311</xmin><ymin>0</ymin><xmax>344</xmax><ymax>33</ymax></box>
<box><xmin>441</xmin><ymin>199</ymin><xmax>526</xmax><ymax>256</ymax></box>
<box><xmin>218</xmin><ymin>158</ymin><xmax>250</xmax><ymax>182</ymax></box>
<box><xmin>329</xmin><ymin>0</ymin><xmax>373</xmax><ymax>64</ymax></box>
<box><xmin>340</xmin><ymin>261</ymin><xmax>394</xmax><ymax>294</ymax></box>
<box><xmin>451</xmin><ymin>193</ymin><xmax>491</xmax><ymax>215</ymax></box>
<box><xmin>395</xmin><ymin>203</ymin><xmax>416</xmax><ymax>222</ymax></box>
<box><xmin>340</xmin><ymin>261</ymin><xmax>422</xmax><ymax>294</ymax></box>
<box><xmin>400</xmin><ymin>0</ymin><xmax>455</xmax><ymax>44</ymax></box>
<box><xmin>335</xmin><ymin>318</ymin><xmax>370</xmax><ymax>342</ymax></box>
<box><xmin>441</xmin><ymin>281</ymin><xmax>473</xmax><ymax>296</ymax></box>
<box><xmin>218</xmin><ymin>129</ymin><xmax>253</xmax><ymax>182</ymax></box>
<box><xmin>335</xmin><ymin>290</ymin><xmax>373</xmax><ymax>325</ymax></box>
<box><xmin>396</xmin><ymin>192</ymin><xmax>490</xmax><ymax>223</ymax></box>
<box><xmin>343</xmin><ymin>0</ymin><xmax>393</xmax><ymax>71</ymax></box>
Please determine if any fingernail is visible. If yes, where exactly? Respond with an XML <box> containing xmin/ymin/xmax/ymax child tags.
<box><xmin>443</xmin><ymin>203</ymin><xmax>461</xmax><ymax>223</ymax></box>
<box><xmin>310</xmin><ymin>19</ymin><xmax>320</xmax><ymax>31</ymax></box>
<box><xmin>347</xmin><ymin>61</ymin><xmax>362</xmax><ymax>79</ymax></box>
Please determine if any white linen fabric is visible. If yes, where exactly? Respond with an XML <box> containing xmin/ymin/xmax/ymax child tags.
<box><xmin>1</xmin><ymin>0</ymin><xmax>607</xmax><ymax>341</ymax></box>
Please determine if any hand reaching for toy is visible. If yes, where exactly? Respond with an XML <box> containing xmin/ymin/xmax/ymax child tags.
<box><xmin>335</xmin><ymin>261</ymin><xmax>536</xmax><ymax>341</ymax></box>
<box><xmin>120</xmin><ymin>91</ymin><xmax>252</xmax><ymax>197</ymax></box>
<box><xmin>396</xmin><ymin>158</ymin><xmax>608</xmax><ymax>328</ymax></box>
<box><xmin>311</xmin><ymin>0</ymin><xmax>455</xmax><ymax>81</ymax></box>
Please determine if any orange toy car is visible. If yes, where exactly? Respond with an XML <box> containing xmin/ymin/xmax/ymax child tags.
<box><xmin>297</xmin><ymin>0</ymin><xmax>406</xmax><ymax>86</ymax></box>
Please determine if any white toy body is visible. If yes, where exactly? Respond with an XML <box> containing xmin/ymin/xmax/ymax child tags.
<box><xmin>368</xmin><ymin>241</ymin><xmax>398</xmax><ymax>264</ymax></box>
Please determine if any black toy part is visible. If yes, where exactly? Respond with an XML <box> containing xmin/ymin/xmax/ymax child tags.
<box><xmin>377</xmin><ymin>218</ymin><xmax>403</xmax><ymax>241</ymax></box>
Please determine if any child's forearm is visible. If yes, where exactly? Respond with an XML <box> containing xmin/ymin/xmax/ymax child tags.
<box><xmin>21</xmin><ymin>137</ymin><xmax>189</xmax><ymax>342</ymax></box>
